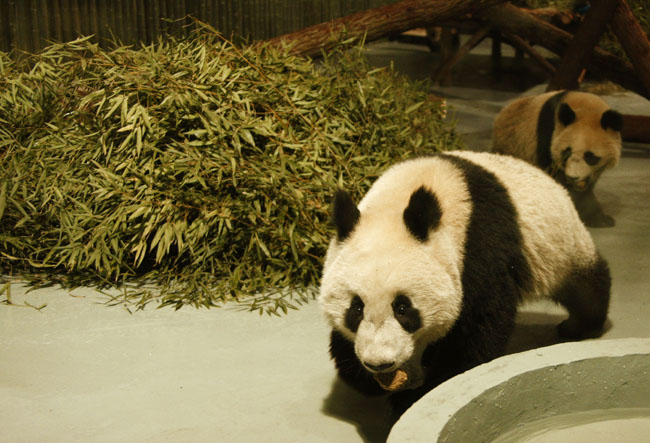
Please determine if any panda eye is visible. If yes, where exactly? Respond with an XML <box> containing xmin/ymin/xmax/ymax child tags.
<box><xmin>344</xmin><ymin>295</ymin><xmax>364</xmax><ymax>333</ymax></box>
<box><xmin>395</xmin><ymin>303</ymin><xmax>408</xmax><ymax>316</ymax></box>
<box><xmin>561</xmin><ymin>147</ymin><xmax>572</xmax><ymax>162</ymax></box>
<box><xmin>392</xmin><ymin>293</ymin><xmax>422</xmax><ymax>333</ymax></box>
<box><xmin>584</xmin><ymin>151</ymin><xmax>601</xmax><ymax>166</ymax></box>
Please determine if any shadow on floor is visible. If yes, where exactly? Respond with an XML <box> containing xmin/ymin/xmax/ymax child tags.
<box><xmin>321</xmin><ymin>378</ymin><xmax>395</xmax><ymax>443</ymax></box>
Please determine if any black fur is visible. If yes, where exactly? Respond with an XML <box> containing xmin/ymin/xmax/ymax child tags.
<box><xmin>333</xmin><ymin>190</ymin><xmax>360</xmax><ymax>241</ymax></box>
<box><xmin>570</xmin><ymin>188</ymin><xmax>615</xmax><ymax>228</ymax></box>
<box><xmin>329</xmin><ymin>330</ymin><xmax>385</xmax><ymax>396</ymax></box>
<box><xmin>403</xmin><ymin>186</ymin><xmax>442</xmax><ymax>242</ymax></box>
<box><xmin>601</xmin><ymin>109</ymin><xmax>623</xmax><ymax>132</ymax></box>
<box><xmin>583</xmin><ymin>151</ymin><xmax>601</xmax><ymax>166</ymax></box>
<box><xmin>536</xmin><ymin>90</ymin><xmax>569</xmax><ymax>170</ymax></box>
<box><xmin>392</xmin><ymin>294</ymin><xmax>422</xmax><ymax>333</ymax></box>
<box><xmin>558</xmin><ymin>102</ymin><xmax>576</xmax><ymax>126</ymax></box>
<box><xmin>344</xmin><ymin>295</ymin><xmax>364</xmax><ymax>333</ymax></box>
<box><xmin>553</xmin><ymin>255</ymin><xmax>611</xmax><ymax>339</ymax></box>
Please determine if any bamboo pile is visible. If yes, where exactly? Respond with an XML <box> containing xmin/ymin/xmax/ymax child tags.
<box><xmin>0</xmin><ymin>28</ymin><xmax>458</xmax><ymax>312</ymax></box>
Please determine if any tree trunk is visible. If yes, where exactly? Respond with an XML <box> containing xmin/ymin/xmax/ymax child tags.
<box><xmin>611</xmin><ymin>0</ymin><xmax>650</xmax><ymax>96</ymax></box>
<box><xmin>547</xmin><ymin>0</ymin><xmax>620</xmax><ymax>91</ymax></box>
<box><xmin>265</xmin><ymin>0</ymin><xmax>505</xmax><ymax>58</ymax></box>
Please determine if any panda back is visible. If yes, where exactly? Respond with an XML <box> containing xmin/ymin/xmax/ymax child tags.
<box><xmin>449</xmin><ymin>151</ymin><xmax>598</xmax><ymax>299</ymax></box>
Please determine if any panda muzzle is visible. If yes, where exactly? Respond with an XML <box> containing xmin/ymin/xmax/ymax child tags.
<box><xmin>373</xmin><ymin>368</ymin><xmax>409</xmax><ymax>391</ymax></box>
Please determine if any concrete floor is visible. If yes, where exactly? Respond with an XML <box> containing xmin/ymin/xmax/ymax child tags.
<box><xmin>1</xmin><ymin>40</ymin><xmax>649</xmax><ymax>443</ymax></box>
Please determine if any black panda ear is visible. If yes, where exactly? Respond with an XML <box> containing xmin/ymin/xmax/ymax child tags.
<box><xmin>333</xmin><ymin>190</ymin><xmax>360</xmax><ymax>242</ymax></box>
<box><xmin>601</xmin><ymin>109</ymin><xmax>623</xmax><ymax>132</ymax></box>
<box><xmin>558</xmin><ymin>102</ymin><xmax>576</xmax><ymax>126</ymax></box>
<box><xmin>403</xmin><ymin>186</ymin><xmax>442</xmax><ymax>242</ymax></box>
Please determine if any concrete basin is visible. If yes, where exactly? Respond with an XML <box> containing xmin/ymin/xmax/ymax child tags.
<box><xmin>388</xmin><ymin>338</ymin><xmax>650</xmax><ymax>442</ymax></box>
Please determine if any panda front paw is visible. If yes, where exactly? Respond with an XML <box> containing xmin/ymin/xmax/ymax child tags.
<box><xmin>584</xmin><ymin>213</ymin><xmax>615</xmax><ymax>228</ymax></box>
<box><xmin>557</xmin><ymin>319</ymin><xmax>605</xmax><ymax>340</ymax></box>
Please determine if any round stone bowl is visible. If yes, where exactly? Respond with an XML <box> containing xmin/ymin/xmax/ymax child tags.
<box><xmin>388</xmin><ymin>338</ymin><xmax>650</xmax><ymax>442</ymax></box>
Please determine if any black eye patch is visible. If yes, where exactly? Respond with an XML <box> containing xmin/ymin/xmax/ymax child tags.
<box><xmin>561</xmin><ymin>147</ymin><xmax>572</xmax><ymax>163</ymax></box>
<box><xmin>345</xmin><ymin>295</ymin><xmax>364</xmax><ymax>333</ymax></box>
<box><xmin>392</xmin><ymin>293</ymin><xmax>421</xmax><ymax>333</ymax></box>
<box><xmin>583</xmin><ymin>151</ymin><xmax>601</xmax><ymax>166</ymax></box>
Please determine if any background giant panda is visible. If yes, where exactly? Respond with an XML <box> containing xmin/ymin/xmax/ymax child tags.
<box><xmin>319</xmin><ymin>151</ymin><xmax>610</xmax><ymax>414</ymax></box>
<box><xmin>492</xmin><ymin>90</ymin><xmax>623</xmax><ymax>228</ymax></box>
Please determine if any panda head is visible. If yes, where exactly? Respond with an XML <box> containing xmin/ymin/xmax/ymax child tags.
<box><xmin>551</xmin><ymin>92</ymin><xmax>623</xmax><ymax>192</ymax></box>
<box><xmin>319</xmin><ymin>185</ymin><xmax>463</xmax><ymax>391</ymax></box>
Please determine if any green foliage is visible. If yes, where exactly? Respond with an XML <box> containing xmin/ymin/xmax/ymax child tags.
<box><xmin>0</xmin><ymin>29</ymin><xmax>459</xmax><ymax>313</ymax></box>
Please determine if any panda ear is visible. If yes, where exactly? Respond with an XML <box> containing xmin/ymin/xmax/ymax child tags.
<box><xmin>403</xmin><ymin>186</ymin><xmax>442</xmax><ymax>242</ymax></box>
<box><xmin>558</xmin><ymin>102</ymin><xmax>576</xmax><ymax>126</ymax></box>
<box><xmin>601</xmin><ymin>110</ymin><xmax>623</xmax><ymax>132</ymax></box>
<box><xmin>332</xmin><ymin>190</ymin><xmax>360</xmax><ymax>242</ymax></box>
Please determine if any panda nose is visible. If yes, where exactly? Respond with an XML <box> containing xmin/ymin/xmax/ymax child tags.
<box><xmin>363</xmin><ymin>361</ymin><xmax>395</xmax><ymax>373</ymax></box>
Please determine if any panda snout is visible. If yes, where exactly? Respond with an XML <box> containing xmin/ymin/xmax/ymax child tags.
<box><xmin>363</xmin><ymin>361</ymin><xmax>396</xmax><ymax>373</ymax></box>
<box><xmin>565</xmin><ymin>175</ymin><xmax>588</xmax><ymax>190</ymax></box>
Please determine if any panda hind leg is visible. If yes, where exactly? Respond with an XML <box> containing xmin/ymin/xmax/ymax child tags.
<box><xmin>553</xmin><ymin>256</ymin><xmax>611</xmax><ymax>340</ymax></box>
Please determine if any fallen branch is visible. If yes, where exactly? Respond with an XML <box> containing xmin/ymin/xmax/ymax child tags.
<box><xmin>265</xmin><ymin>0</ymin><xmax>505</xmax><ymax>57</ymax></box>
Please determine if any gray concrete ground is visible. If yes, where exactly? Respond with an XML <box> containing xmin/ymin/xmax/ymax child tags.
<box><xmin>1</xmin><ymin>40</ymin><xmax>649</xmax><ymax>443</ymax></box>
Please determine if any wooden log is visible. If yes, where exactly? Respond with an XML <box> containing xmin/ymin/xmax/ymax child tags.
<box><xmin>479</xmin><ymin>3</ymin><xmax>647</xmax><ymax>99</ymax></box>
<box><xmin>547</xmin><ymin>0</ymin><xmax>620</xmax><ymax>91</ymax></box>
<box><xmin>265</xmin><ymin>0</ymin><xmax>506</xmax><ymax>58</ymax></box>
<box><xmin>611</xmin><ymin>0</ymin><xmax>650</xmax><ymax>96</ymax></box>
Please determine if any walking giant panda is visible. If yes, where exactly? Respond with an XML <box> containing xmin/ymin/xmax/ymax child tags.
<box><xmin>319</xmin><ymin>151</ymin><xmax>610</xmax><ymax>414</ymax></box>
<box><xmin>492</xmin><ymin>90</ymin><xmax>623</xmax><ymax>228</ymax></box>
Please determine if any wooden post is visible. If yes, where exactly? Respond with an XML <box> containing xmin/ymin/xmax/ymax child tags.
<box><xmin>546</xmin><ymin>0</ymin><xmax>620</xmax><ymax>91</ymax></box>
<box><xmin>432</xmin><ymin>26</ymin><xmax>490</xmax><ymax>85</ymax></box>
<box><xmin>611</xmin><ymin>0</ymin><xmax>650</xmax><ymax>96</ymax></box>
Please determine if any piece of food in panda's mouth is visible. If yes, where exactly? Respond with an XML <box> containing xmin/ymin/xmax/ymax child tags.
<box><xmin>373</xmin><ymin>368</ymin><xmax>408</xmax><ymax>391</ymax></box>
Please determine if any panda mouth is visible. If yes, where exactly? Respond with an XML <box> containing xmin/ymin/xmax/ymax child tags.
<box><xmin>373</xmin><ymin>368</ymin><xmax>409</xmax><ymax>391</ymax></box>
<box><xmin>573</xmin><ymin>180</ymin><xmax>588</xmax><ymax>191</ymax></box>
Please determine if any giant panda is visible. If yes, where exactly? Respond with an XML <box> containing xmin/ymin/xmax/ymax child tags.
<box><xmin>319</xmin><ymin>151</ymin><xmax>610</xmax><ymax>414</ymax></box>
<box><xmin>492</xmin><ymin>90</ymin><xmax>623</xmax><ymax>228</ymax></box>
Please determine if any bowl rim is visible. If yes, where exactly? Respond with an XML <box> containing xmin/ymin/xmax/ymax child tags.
<box><xmin>388</xmin><ymin>337</ymin><xmax>650</xmax><ymax>442</ymax></box>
